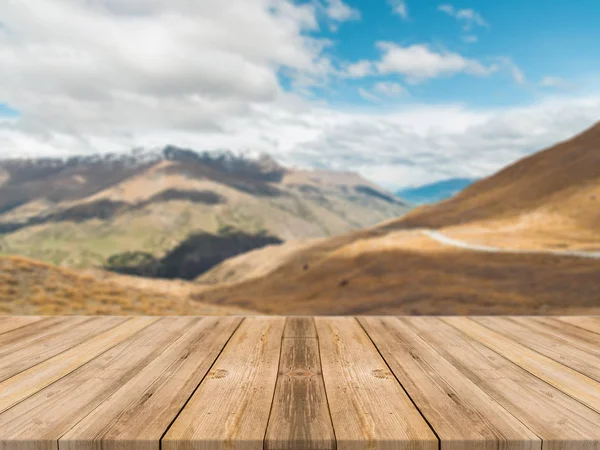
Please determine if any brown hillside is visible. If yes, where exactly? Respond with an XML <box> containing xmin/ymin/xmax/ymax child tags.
<box><xmin>195</xmin><ymin>229</ymin><xmax>600</xmax><ymax>315</ymax></box>
<box><xmin>0</xmin><ymin>256</ymin><xmax>252</xmax><ymax>315</ymax></box>
<box><xmin>192</xmin><ymin>123</ymin><xmax>600</xmax><ymax>314</ymax></box>
<box><xmin>390</xmin><ymin>122</ymin><xmax>600</xmax><ymax>231</ymax></box>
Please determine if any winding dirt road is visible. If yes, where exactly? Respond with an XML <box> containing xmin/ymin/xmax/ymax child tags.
<box><xmin>422</xmin><ymin>229</ymin><xmax>600</xmax><ymax>259</ymax></box>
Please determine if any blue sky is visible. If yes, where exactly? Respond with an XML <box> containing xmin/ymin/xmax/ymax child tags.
<box><xmin>1</xmin><ymin>0</ymin><xmax>600</xmax><ymax>189</ymax></box>
<box><xmin>304</xmin><ymin>0</ymin><xmax>600</xmax><ymax>108</ymax></box>
<box><xmin>0</xmin><ymin>104</ymin><xmax>19</xmax><ymax>117</ymax></box>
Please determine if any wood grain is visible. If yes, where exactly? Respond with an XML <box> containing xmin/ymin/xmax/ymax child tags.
<box><xmin>0</xmin><ymin>316</ymin><xmax>127</xmax><ymax>383</ymax></box>
<box><xmin>0</xmin><ymin>316</ymin><xmax>155</xmax><ymax>414</ymax></box>
<box><xmin>265</xmin><ymin>318</ymin><xmax>335</xmax><ymax>450</ymax></box>
<box><xmin>359</xmin><ymin>316</ymin><xmax>540</xmax><ymax>450</ymax></box>
<box><xmin>315</xmin><ymin>317</ymin><xmax>437</xmax><ymax>450</ymax></box>
<box><xmin>0</xmin><ymin>316</ymin><xmax>600</xmax><ymax>450</ymax></box>
<box><xmin>443</xmin><ymin>317</ymin><xmax>600</xmax><ymax>414</ymax></box>
<box><xmin>0</xmin><ymin>317</ymin><xmax>71</xmax><ymax>351</ymax></box>
<box><xmin>283</xmin><ymin>317</ymin><xmax>318</xmax><ymax>338</ymax></box>
<box><xmin>60</xmin><ymin>317</ymin><xmax>241</xmax><ymax>450</ymax></box>
<box><xmin>0</xmin><ymin>317</ymin><xmax>43</xmax><ymax>336</ymax></box>
<box><xmin>530</xmin><ymin>317</ymin><xmax>600</xmax><ymax>347</ymax></box>
<box><xmin>407</xmin><ymin>317</ymin><xmax>600</xmax><ymax>450</ymax></box>
<box><xmin>0</xmin><ymin>317</ymin><xmax>194</xmax><ymax>450</ymax></box>
<box><xmin>162</xmin><ymin>317</ymin><xmax>286</xmax><ymax>450</ymax></box>
<box><xmin>474</xmin><ymin>317</ymin><xmax>600</xmax><ymax>383</ymax></box>
<box><xmin>556</xmin><ymin>317</ymin><xmax>600</xmax><ymax>335</ymax></box>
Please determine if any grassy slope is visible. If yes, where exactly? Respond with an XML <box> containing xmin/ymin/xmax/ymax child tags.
<box><xmin>0</xmin><ymin>255</ymin><xmax>253</xmax><ymax>315</ymax></box>
<box><xmin>195</xmin><ymin>229</ymin><xmax>600</xmax><ymax>315</ymax></box>
<box><xmin>193</xmin><ymin>124</ymin><xmax>600</xmax><ymax>315</ymax></box>
<box><xmin>0</xmin><ymin>182</ymin><xmax>408</xmax><ymax>268</ymax></box>
<box><xmin>392</xmin><ymin>122</ymin><xmax>600</xmax><ymax>232</ymax></box>
<box><xmin>0</xmin><ymin>203</ymin><xmax>220</xmax><ymax>267</ymax></box>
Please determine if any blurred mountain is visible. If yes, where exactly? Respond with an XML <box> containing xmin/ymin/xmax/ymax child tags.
<box><xmin>392</xmin><ymin>122</ymin><xmax>600</xmax><ymax>231</ymax></box>
<box><xmin>0</xmin><ymin>146</ymin><xmax>410</xmax><ymax>271</ymax></box>
<box><xmin>191</xmin><ymin>122</ymin><xmax>600</xmax><ymax>315</ymax></box>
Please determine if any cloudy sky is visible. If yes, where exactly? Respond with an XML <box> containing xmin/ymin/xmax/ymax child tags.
<box><xmin>1</xmin><ymin>0</ymin><xmax>600</xmax><ymax>189</ymax></box>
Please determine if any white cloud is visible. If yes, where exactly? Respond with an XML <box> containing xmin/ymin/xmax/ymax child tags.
<box><xmin>373</xmin><ymin>82</ymin><xmax>406</xmax><ymax>96</ymax></box>
<box><xmin>540</xmin><ymin>76</ymin><xmax>569</xmax><ymax>89</ymax></box>
<box><xmin>463</xmin><ymin>35</ymin><xmax>478</xmax><ymax>44</ymax></box>
<box><xmin>4</xmin><ymin>89</ymin><xmax>600</xmax><ymax>189</ymax></box>
<box><xmin>343</xmin><ymin>60</ymin><xmax>374</xmax><ymax>78</ymax></box>
<box><xmin>1</xmin><ymin>0</ymin><xmax>598</xmax><ymax>191</ymax></box>
<box><xmin>271</xmin><ymin>95</ymin><xmax>600</xmax><ymax>189</ymax></box>
<box><xmin>323</xmin><ymin>0</ymin><xmax>361</xmax><ymax>22</ymax></box>
<box><xmin>389</xmin><ymin>0</ymin><xmax>408</xmax><ymax>19</ymax></box>
<box><xmin>358</xmin><ymin>82</ymin><xmax>405</xmax><ymax>102</ymax></box>
<box><xmin>0</xmin><ymin>0</ymin><xmax>331</xmax><ymax>138</ymax></box>
<box><xmin>494</xmin><ymin>57</ymin><xmax>526</xmax><ymax>85</ymax></box>
<box><xmin>438</xmin><ymin>4</ymin><xmax>454</xmax><ymax>15</ymax></box>
<box><xmin>510</xmin><ymin>65</ymin><xmax>526</xmax><ymax>85</ymax></box>
<box><xmin>358</xmin><ymin>88</ymin><xmax>381</xmax><ymax>102</ymax></box>
<box><xmin>438</xmin><ymin>4</ymin><xmax>488</xmax><ymax>31</ymax></box>
<box><xmin>376</xmin><ymin>42</ymin><xmax>496</xmax><ymax>83</ymax></box>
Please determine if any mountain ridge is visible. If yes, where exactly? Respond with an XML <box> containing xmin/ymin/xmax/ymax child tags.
<box><xmin>0</xmin><ymin>146</ymin><xmax>410</xmax><ymax>271</ymax></box>
<box><xmin>2</xmin><ymin>123</ymin><xmax>600</xmax><ymax>315</ymax></box>
<box><xmin>190</xmin><ymin>121</ymin><xmax>600</xmax><ymax>314</ymax></box>
<box><xmin>391</xmin><ymin>121</ymin><xmax>600</xmax><ymax>231</ymax></box>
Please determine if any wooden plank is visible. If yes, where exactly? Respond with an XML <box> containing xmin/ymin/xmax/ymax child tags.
<box><xmin>531</xmin><ymin>317</ymin><xmax>600</xmax><ymax>347</ymax></box>
<box><xmin>555</xmin><ymin>316</ymin><xmax>600</xmax><ymax>336</ymax></box>
<box><xmin>315</xmin><ymin>317</ymin><xmax>437</xmax><ymax>450</ymax></box>
<box><xmin>60</xmin><ymin>317</ymin><xmax>241</xmax><ymax>450</ymax></box>
<box><xmin>474</xmin><ymin>317</ymin><xmax>600</xmax><ymax>383</ymax></box>
<box><xmin>443</xmin><ymin>317</ymin><xmax>600</xmax><ymax>414</ymax></box>
<box><xmin>0</xmin><ymin>316</ymin><xmax>155</xmax><ymax>414</ymax></box>
<box><xmin>406</xmin><ymin>317</ymin><xmax>600</xmax><ymax>450</ymax></box>
<box><xmin>0</xmin><ymin>317</ymin><xmax>72</xmax><ymax>350</ymax></box>
<box><xmin>283</xmin><ymin>317</ymin><xmax>317</xmax><ymax>338</ymax></box>
<box><xmin>0</xmin><ymin>316</ymin><xmax>127</xmax><ymax>382</ymax></box>
<box><xmin>0</xmin><ymin>317</ymin><xmax>43</xmax><ymax>336</ymax></box>
<box><xmin>162</xmin><ymin>317</ymin><xmax>286</xmax><ymax>450</ymax></box>
<box><xmin>0</xmin><ymin>317</ymin><xmax>196</xmax><ymax>450</ymax></box>
<box><xmin>265</xmin><ymin>318</ymin><xmax>335</xmax><ymax>450</ymax></box>
<box><xmin>359</xmin><ymin>317</ymin><xmax>540</xmax><ymax>450</ymax></box>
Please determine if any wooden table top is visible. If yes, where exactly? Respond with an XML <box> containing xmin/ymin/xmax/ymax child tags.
<box><xmin>1</xmin><ymin>316</ymin><xmax>600</xmax><ymax>450</ymax></box>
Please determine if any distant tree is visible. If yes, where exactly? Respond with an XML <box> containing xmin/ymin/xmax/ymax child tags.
<box><xmin>105</xmin><ymin>251</ymin><xmax>159</xmax><ymax>277</ymax></box>
<box><xmin>217</xmin><ymin>225</ymin><xmax>240</xmax><ymax>236</ymax></box>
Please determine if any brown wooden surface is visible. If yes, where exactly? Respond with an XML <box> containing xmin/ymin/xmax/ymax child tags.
<box><xmin>474</xmin><ymin>316</ymin><xmax>600</xmax><ymax>382</ymax></box>
<box><xmin>359</xmin><ymin>317</ymin><xmax>540</xmax><ymax>450</ymax></box>
<box><xmin>444</xmin><ymin>317</ymin><xmax>600</xmax><ymax>414</ymax></box>
<box><xmin>0</xmin><ymin>316</ymin><xmax>600</xmax><ymax>450</ymax></box>
<box><xmin>316</xmin><ymin>317</ymin><xmax>437</xmax><ymax>450</ymax></box>
<box><xmin>0</xmin><ymin>317</ymin><xmax>44</xmax><ymax>337</ymax></box>
<box><xmin>162</xmin><ymin>317</ymin><xmax>286</xmax><ymax>450</ymax></box>
<box><xmin>0</xmin><ymin>317</ymin><xmax>155</xmax><ymax>415</ymax></box>
<box><xmin>406</xmin><ymin>317</ymin><xmax>600</xmax><ymax>450</ymax></box>
<box><xmin>0</xmin><ymin>316</ymin><xmax>127</xmax><ymax>383</ymax></box>
<box><xmin>557</xmin><ymin>316</ymin><xmax>600</xmax><ymax>335</ymax></box>
<box><xmin>60</xmin><ymin>317</ymin><xmax>242</xmax><ymax>450</ymax></box>
<box><xmin>265</xmin><ymin>318</ymin><xmax>335</xmax><ymax>450</ymax></box>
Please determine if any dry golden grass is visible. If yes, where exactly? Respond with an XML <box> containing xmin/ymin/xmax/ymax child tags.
<box><xmin>196</xmin><ymin>229</ymin><xmax>600</xmax><ymax>315</ymax></box>
<box><xmin>0</xmin><ymin>256</ymin><xmax>254</xmax><ymax>315</ymax></box>
<box><xmin>369</xmin><ymin>122</ymin><xmax>600</xmax><ymax>256</ymax></box>
<box><xmin>196</xmin><ymin>238</ymin><xmax>324</xmax><ymax>285</ymax></box>
<box><xmin>390</xmin><ymin>122</ymin><xmax>600</xmax><ymax>238</ymax></box>
<box><xmin>4</xmin><ymin>124</ymin><xmax>599</xmax><ymax>316</ymax></box>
